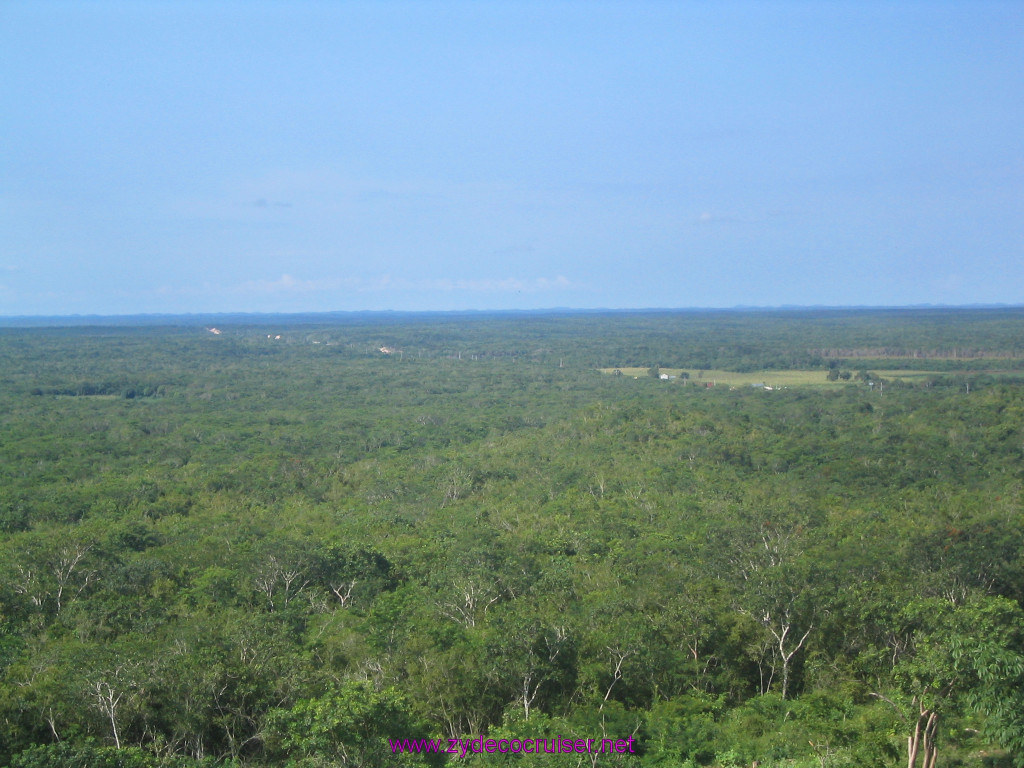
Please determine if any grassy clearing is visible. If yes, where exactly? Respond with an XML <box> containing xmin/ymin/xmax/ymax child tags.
<box><xmin>600</xmin><ymin>367</ymin><xmax>1024</xmax><ymax>388</ymax></box>
<box><xmin>52</xmin><ymin>393</ymin><xmax>121</xmax><ymax>399</ymax></box>
<box><xmin>598</xmin><ymin>368</ymin><xmax>956</xmax><ymax>388</ymax></box>
<box><xmin>599</xmin><ymin>368</ymin><xmax>840</xmax><ymax>387</ymax></box>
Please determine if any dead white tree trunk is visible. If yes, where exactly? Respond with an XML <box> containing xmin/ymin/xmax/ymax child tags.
<box><xmin>600</xmin><ymin>647</ymin><xmax>635</xmax><ymax>709</ymax></box>
<box><xmin>330</xmin><ymin>579</ymin><xmax>357</xmax><ymax>607</ymax></box>
<box><xmin>92</xmin><ymin>680</ymin><xmax>123</xmax><ymax>749</ymax></box>
<box><xmin>761</xmin><ymin>611</ymin><xmax>812</xmax><ymax>700</ymax></box>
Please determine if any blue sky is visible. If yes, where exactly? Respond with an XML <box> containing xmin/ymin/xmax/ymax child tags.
<box><xmin>2</xmin><ymin>1</ymin><xmax>1022</xmax><ymax>315</ymax></box>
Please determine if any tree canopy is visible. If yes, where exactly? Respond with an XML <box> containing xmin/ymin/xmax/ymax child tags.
<box><xmin>1</xmin><ymin>308</ymin><xmax>1022</xmax><ymax>767</ymax></box>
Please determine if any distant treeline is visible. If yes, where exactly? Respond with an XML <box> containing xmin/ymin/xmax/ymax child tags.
<box><xmin>6</xmin><ymin>307</ymin><xmax>1024</xmax><ymax>373</ymax></box>
<box><xmin>30</xmin><ymin>383</ymin><xmax>166</xmax><ymax>398</ymax></box>
<box><xmin>813</xmin><ymin>347</ymin><xmax>1023</xmax><ymax>359</ymax></box>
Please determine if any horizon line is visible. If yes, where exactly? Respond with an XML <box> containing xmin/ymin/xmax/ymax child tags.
<box><xmin>2</xmin><ymin>303</ymin><xmax>1024</xmax><ymax>328</ymax></box>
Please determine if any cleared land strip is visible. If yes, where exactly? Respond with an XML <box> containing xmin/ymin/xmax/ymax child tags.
<box><xmin>598</xmin><ymin>368</ymin><xmax>1024</xmax><ymax>388</ymax></box>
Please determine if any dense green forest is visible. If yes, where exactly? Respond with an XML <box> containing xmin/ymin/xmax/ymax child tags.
<box><xmin>1</xmin><ymin>309</ymin><xmax>1023</xmax><ymax>768</ymax></box>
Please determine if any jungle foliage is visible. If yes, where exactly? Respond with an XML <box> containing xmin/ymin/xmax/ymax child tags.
<box><xmin>1</xmin><ymin>308</ymin><xmax>1023</xmax><ymax>767</ymax></box>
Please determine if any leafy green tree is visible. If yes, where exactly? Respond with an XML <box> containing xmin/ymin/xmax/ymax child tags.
<box><xmin>874</xmin><ymin>594</ymin><xmax>1024</xmax><ymax>768</ymax></box>
<box><xmin>263</xmin><ymin>681</ymin><xmax>439</xmax><ymax>768</ymax></box>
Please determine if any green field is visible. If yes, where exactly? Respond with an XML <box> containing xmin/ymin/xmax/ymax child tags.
<box><xmin>600</xmin><ymin>367</ymin><xmax>844</xmax><ymax>386</ymax></box>
<box><xmin>600</xmin><ymin>366</ymin><xmax>1023</xmax><ymax>388</ymax></box>
<box><xmin>604</xmin><ymin>367</ymin><xmax>868</xmax><ymax>387</ymax></box>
